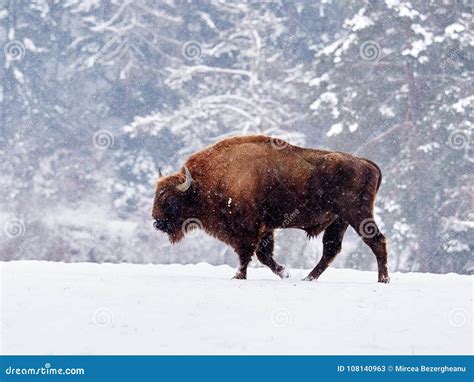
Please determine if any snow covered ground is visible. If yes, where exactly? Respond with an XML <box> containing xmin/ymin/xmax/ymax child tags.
<box><xmin>0</xmin><ymin>261</ymin><xmax>472</xmax><ymax>355</ymax></box>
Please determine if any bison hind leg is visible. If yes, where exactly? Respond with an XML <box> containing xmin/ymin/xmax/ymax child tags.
<box><xmin>256</xmin><ymin>231</ymin><xmax>289</xmax><ymax>279</ymax></box>
<box><xmin>343</xmin><ymin>208</ymin><xmax>390</xmax><ymax>284</ymax></box>
<box><xmin>304</xmin><ymin>217</ymin><xmax>349</xmax><ymax>281</ymax></box>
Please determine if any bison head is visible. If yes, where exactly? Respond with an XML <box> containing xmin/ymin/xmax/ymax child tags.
<box><xmin>152</xmin><ymin>166</ymin><xmax>196</xmax><ymax>243</ymax></box>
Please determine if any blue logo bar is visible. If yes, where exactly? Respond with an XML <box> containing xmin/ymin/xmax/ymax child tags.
<box><xmin>0</xmin><ymin>356</ymin><xmax>472</xmax><ymax>381</ymax></box>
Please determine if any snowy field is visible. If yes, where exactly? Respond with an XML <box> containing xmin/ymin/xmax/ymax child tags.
<box><xmin>0</xmin><ymin>261</ymin><xmax>472</xmax><ymax>355</ymax></box>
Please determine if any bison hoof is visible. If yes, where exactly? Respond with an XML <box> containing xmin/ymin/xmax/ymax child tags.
<box><xmin>302</xmin><ymin>275</ymin><xmax>316</xmax><ymax>281</ymax></box>
<box><xmin>277</xmin><ymin>268</ymin><xmax>290</xmax><ymax>279</ymax></box>
<box><xmin>232</xmin><ymin>272</ymin><xmax>246</xmax><ymax>280</ymax></box>
<box><xmin>378</xmin><ymin>275</ymin><xmax>390</xmax><ymax>284</ymax></box>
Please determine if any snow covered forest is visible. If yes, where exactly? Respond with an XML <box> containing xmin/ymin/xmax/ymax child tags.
<box><xmin>0</xmin><ymin>0</ymin><xmax>472</xmax><ymax>274</ymax></box>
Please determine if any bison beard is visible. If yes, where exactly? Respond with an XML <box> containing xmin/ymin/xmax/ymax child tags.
<box><xmin>152</xmin><ymin>135</ymin><xmax>390</xmax><ymax>283</ymax></box>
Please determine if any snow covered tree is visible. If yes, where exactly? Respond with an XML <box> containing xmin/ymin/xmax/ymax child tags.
<box><xmin>306</xmin><ymin>0</ymin><xmax>473</xmax><ymax>273</ymax></box>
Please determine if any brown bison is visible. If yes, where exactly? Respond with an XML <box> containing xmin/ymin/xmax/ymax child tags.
<box><xmin>152</xmin><ymin>135</ymin><xmax>389</xmax><ymax>283</ymax></box>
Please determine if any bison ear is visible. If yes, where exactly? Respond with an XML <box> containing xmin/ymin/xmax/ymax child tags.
<box><xmin>158</xmin><ymin>167</ymin><xmax>163</xmax><ymax>178</ymax></box>
<box><xmin>176</xmin><ymin>165</ymin><xmax>193</xmax><ymax>192</ymax></box>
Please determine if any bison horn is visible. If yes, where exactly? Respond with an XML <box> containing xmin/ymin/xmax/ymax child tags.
<box><xmin>176</xmin><ymin>165</ymin><xmax>193</xmax><ymax>192</ymax></box>
<box><xmin>158</xmin><ymin>167</ymin><xmax>163</xmax><ymax>178</ymax></box>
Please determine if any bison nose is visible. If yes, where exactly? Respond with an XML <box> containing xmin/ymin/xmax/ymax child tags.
<box><xmin>153</xmin><ymin>219</ymin><xmax>166</xmax><ymax>231</ymax></box>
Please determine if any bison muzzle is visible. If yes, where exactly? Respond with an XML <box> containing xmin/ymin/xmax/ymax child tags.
<box><xmin>152</xmin><ymin>135</ymin><xmax>390</xmax><ymax>283</ymax></box>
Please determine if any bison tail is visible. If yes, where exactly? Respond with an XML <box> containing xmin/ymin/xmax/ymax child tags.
<box><xmin>364</xmin><ymin>159</ymin><xmax>382</xmax><ymax>192</ymax></box>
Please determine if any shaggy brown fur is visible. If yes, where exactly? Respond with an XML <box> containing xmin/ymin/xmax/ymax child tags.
<box><xmin>152</xmin><ymin>135</ymin><xmax>389</xmax><ymax>283</ymax></box>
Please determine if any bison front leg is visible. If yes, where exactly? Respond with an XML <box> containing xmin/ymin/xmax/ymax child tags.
<box><xmin>304</xmin><ymin>217</ymin><xmax>348</xmax><ymax>281</ymax></box>
<box><xmin>232</xmin><ymin>243</ymin><xmax>255</xmax><ymax>280</ymax></box>
<box><xmin>256</xmin><ymin>232</ymin><xmax>289</xmax><ymax>279</ymax></box>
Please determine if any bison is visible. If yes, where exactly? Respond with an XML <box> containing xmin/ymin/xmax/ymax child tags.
<box><xmin>152</xmin><ymin>135</ymin><xmax>389</xmax><ymax>283</ymax></box>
